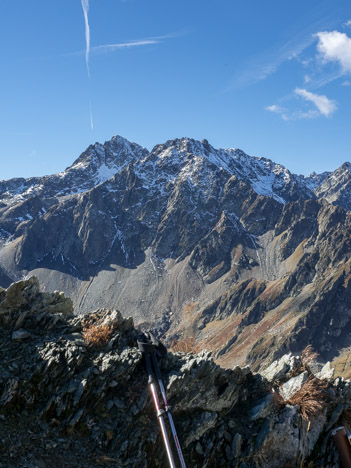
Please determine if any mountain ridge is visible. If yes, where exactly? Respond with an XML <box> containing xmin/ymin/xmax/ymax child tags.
<box><xmin>1</xmin><ymin>134</ymin><xmax>351</xmax><ymax>374</ymax></box>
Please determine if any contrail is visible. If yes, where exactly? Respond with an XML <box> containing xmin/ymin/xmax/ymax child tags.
<box><xmin>81</xmin><ymin>0</ymin><xmax>90</xmax><ymax>78</ymax></box>
<box><xmin>89</xmin><ymin>100</ymin><xmax>94</xmax><ymax>129</ymax></box>
<box><xmin>81</xmin><ymin>0</ymin><xmax>93</xmax><ymax>130</ymax></box>
<box><xmin>92</xmin><ymin>40</ymin><xmax>159</xmax><ymax>54</ymax></box>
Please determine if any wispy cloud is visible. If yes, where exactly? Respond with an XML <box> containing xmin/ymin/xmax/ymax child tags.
<box><xmin>266</xmin><ymin>88</ymin><xmax>337</xmax><ymax>120</ymax></box>
<box><xmin>225</xmin><ymin>13</ymin><xmax>335</xmax><ymax>91</ymax></box>
<box><xmin>81</xmin><ymin>0</ymin><xmax>90</xmax><ymax>78</ymax></box>
<box><xmin>295</xmin><ymin>87</ymin><xmax>337</xmax><ymax>117</ymax></box>
<box><xmin>265</xmin><ymin>104</ymin><xmax>318</xmax><ymax>121</ymax></box>
<box><xmin>266</xmin><ymin>26</ymin><xmax>350</xmax><ymax>121</ymax></box>
<box><xmin>266</xmin><ymin>104</ymin><xmax>286</xmax><ymax>113</ymax></box>
<box><xmin>266</xmin><ymin>105</ymin><xmax>289</xmax><ymax>121</ymax></box>
<box><xmin>226</xmin><ymin>37</ymin><xmax>313</xmax><ymax>90</ymax></box>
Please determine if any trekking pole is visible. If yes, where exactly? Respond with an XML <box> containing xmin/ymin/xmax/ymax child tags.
<box><xmin>331</xmin><ymin>426</ymin><xmax>351</xmax><ymax>468</ymax></box>
<box><xmin>150</xmin><ymin>350</ymin><xmax>187</xmax><ymax>468</ymax></box>
<box><xmin>137</xmin><ymin>333</ymin><xmax>177</xmax><ymax>468</ymax></box>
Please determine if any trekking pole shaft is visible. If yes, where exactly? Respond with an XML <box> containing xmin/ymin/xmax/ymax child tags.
<box><xmin>145</xmin><ymin>353</ymin><xmax>176</xmax><ymax>468</ymax></box>
<box><xmin>332</xmin><ymin>427</ymin><xmax>351</xmax><ymax>468</ymax></box>
<box><xmin>151</xmin><ymin>354</ymin><xmax>187</xmax><ymax>468</ymax></box>
<box><xmin>150</xmin><ymin>381</ymin><xmax>177</xmax><ymax>468</ymax></box>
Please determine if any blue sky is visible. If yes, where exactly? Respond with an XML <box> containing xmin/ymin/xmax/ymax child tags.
<box><xmin>1</xmin><ymin>0</ymin><xmax>351</xmax><ymax>180</ymax></box>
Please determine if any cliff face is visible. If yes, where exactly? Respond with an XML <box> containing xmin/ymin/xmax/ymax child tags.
<box><xmin>170</xmin><ymin>199</ymin><xmax>351</xmax><ymax>373</ymax></box>
<box><xmin>1</xmin><ymin>277</ymin><xmax>350</xmax><ymax>467</ymax></box>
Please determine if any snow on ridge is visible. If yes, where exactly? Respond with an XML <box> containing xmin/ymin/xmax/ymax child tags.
<box><xmin>251</xmin><ymin>177</ymin><xmax>286</xmax><ymax>204</ymax></box>
<box><xmin>1</xmin><ymin>136</ymin><xmax>148</xmax><ymax>204</ymax></box>
<box><xmin>304</xmin><ymin>171</ymin><xmax>331</xmax><ymax>191</ymax></box>
<box><xmin>146</xmin><ymin>138</ymin><xmax>292</xmax><ymax>202</ymax></box>
<box><xmin>2</xmin><ymin>135</ymin><xmax>337</xmax><ymax>212</ymax></box>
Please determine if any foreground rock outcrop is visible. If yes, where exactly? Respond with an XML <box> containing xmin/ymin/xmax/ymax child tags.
<box><xmin>1</xmin><ymin>277</ymin><xmax>351</xmax><ymax>467</ymax></box>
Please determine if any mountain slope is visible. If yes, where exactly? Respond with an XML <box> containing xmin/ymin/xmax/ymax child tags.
<box><xmin>1</xmin><ymin>134</ymin><xmax>351</xmax><ymax>373</ymax></box>
<box><xmin>170</xmin><ymin>199</ymin><xmax>351</xmax><ymax>371</ymax></box>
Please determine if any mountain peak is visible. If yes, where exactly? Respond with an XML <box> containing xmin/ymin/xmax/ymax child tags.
<box><xmin>152</xmin><ymin>137</ymin><xmax>216</xmax><ymax>158</ymax></box>
<box><xmin>70</xmin><ymin>135</ymin><xmax>148</xmax><ymax>173</ymax></box>
<box><xmin>341</xmin><ymin>161</ymin><xmax>351</xmax><ymax>171</ymax></box>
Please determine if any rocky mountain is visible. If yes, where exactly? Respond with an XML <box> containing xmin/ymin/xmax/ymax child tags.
<box><xmin>0</xmin><ymin>136</ymin><xmax>148</xmax><ymax>240</ymax></box>
<box><xmin>1</xmin><ymin>135</ymin><xmax>351</xmax><ymax>375</ymax></box>
<box><xmin>0</xmin><ymin>277</ymin><xmax>349</xmax><ymax>467</ymax></box>
<box><xmin>315</xmin><ymin>162</ymin><xmax>351</xmax><ymax>211</ymax></box>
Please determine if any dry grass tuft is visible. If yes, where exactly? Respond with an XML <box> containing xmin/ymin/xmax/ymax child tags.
<box><xmin>285</xmin><ymin>377</ymin><xmax>330</xmax><ymax>420</ymax></box>
<box><xmin>170</xmin><ymin>336</ymin><xmax>203</xmax><ymax>354</ymax></box>
<box><xmin>301</xmin><ymin>345</ymin><xmax>319</xmax><ymax>367</ymax></box>
<box><xmin>82</xmin><ymin>323</ymin><xmax>114</xmax><ymax>348</ymax></box>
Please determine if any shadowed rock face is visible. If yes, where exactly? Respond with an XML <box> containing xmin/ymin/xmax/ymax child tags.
<box><xmin>0</xmin><ymin>277</ymin><xmax>349</xmax><ymax>467</ymax></box>
<box><xmin>1</xmin><ymin>135</ymin><xmax>351</xmax><ymax>374</ymax></box>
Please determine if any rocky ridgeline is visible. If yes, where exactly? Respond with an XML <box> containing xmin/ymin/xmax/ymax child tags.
<box><xmin>1</xmin><ymin>277</ymin><xmax>351</xmax><ymax>467</ymax></box>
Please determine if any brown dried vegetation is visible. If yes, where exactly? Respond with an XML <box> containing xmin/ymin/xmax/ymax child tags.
<box><xmin>182</xmin><ymin>302</ymin><xmax>199</xmax><ymax>317</ymax></box>
<box><xmin>170</xmin><ymin>336</ymin><xmax>203</xmax><ymax>354</ymax></box>
<box><xmin>82</xmin><ymin>323</ymin><xmax>114</xmax><ymax>348</ymax></box>
<box><xmin>285</xmin><ymin>377</ymin><xmax>330</xmax><ymax>420</ymax></box>
<box><xmin>301</xmin><ymin>345</ymin><xmax>319</xmax><ymax>368</ymax></box>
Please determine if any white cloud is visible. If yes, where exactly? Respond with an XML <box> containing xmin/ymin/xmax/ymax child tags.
<box><xmin>265</xmin><ymin>104</ymin><xmax>322</xmax><ymax>121</ymax></box>
<box><xmin>342</xmin><ymin>80</ymin><xmax>351</xmax><ymax>86</ymax></box>
<box><xmin>304</xmin><ymin>74</ymin><xmax>311</xmax><ymax>83</ymax></box>
<box><xmin>295</xmin><ymin>88</ymin><xmax>337</xmax><ymax>117</ymax></box>
<box><xmin>344</xmin><ymin>20</ymin><xmax>351</xmax><ymax>28</ymax></box>
<box><xmin>81</xmin><ymin>0</ymin><xmax>90</xmax><ymax>78</ymax></box>
<box><xmin>266</xmin><ymin>104</ymin><xmax>285</xmax><ymax>113</ymax></box>
<box><xmin>295</xmin><ymin>109</ymin><xmax>320</xmax><ymax>119</ymax></box>
<box><xmin>316</xmin><ymin>31</ymin><xmax>351</xmax><ymax>73</ymax></box>
<box><xmin>265</xmin><ymin>105</ymin><xmax>288</xmax><ymax>120</ymax></box>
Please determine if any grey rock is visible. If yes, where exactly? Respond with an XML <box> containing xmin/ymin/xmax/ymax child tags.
<box><xmin>315</xmin><ymin>361</ymin><xmax>335</xmax><ymax>381</ymax></box>
<box><xmin>231</xmin><ymin>433</ymin><xmax>243</xmax><ymax>458</ymax></box>
<box><xmin>261</xmin><ymin>353</ymin><xmax>301</xmax><ymax>382</ymax></box>
<box><xmin>279</xmin><ymin>371</ymin><xmax>309</xmax><ymax>400</ymax></box>
<box><xmin>249</xmin><ymin>394</ymin><xmax>275</xmax><ymax>420</ymax></box>
<box><xmin>11</xmin><ymin>328</ymin><xmax>31</xmax><ymax>340</ymax></box>
<box><xmin>255</xmin><ymin>406</ymin><xmax>300</xmax><ymax>468</ymax></box>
